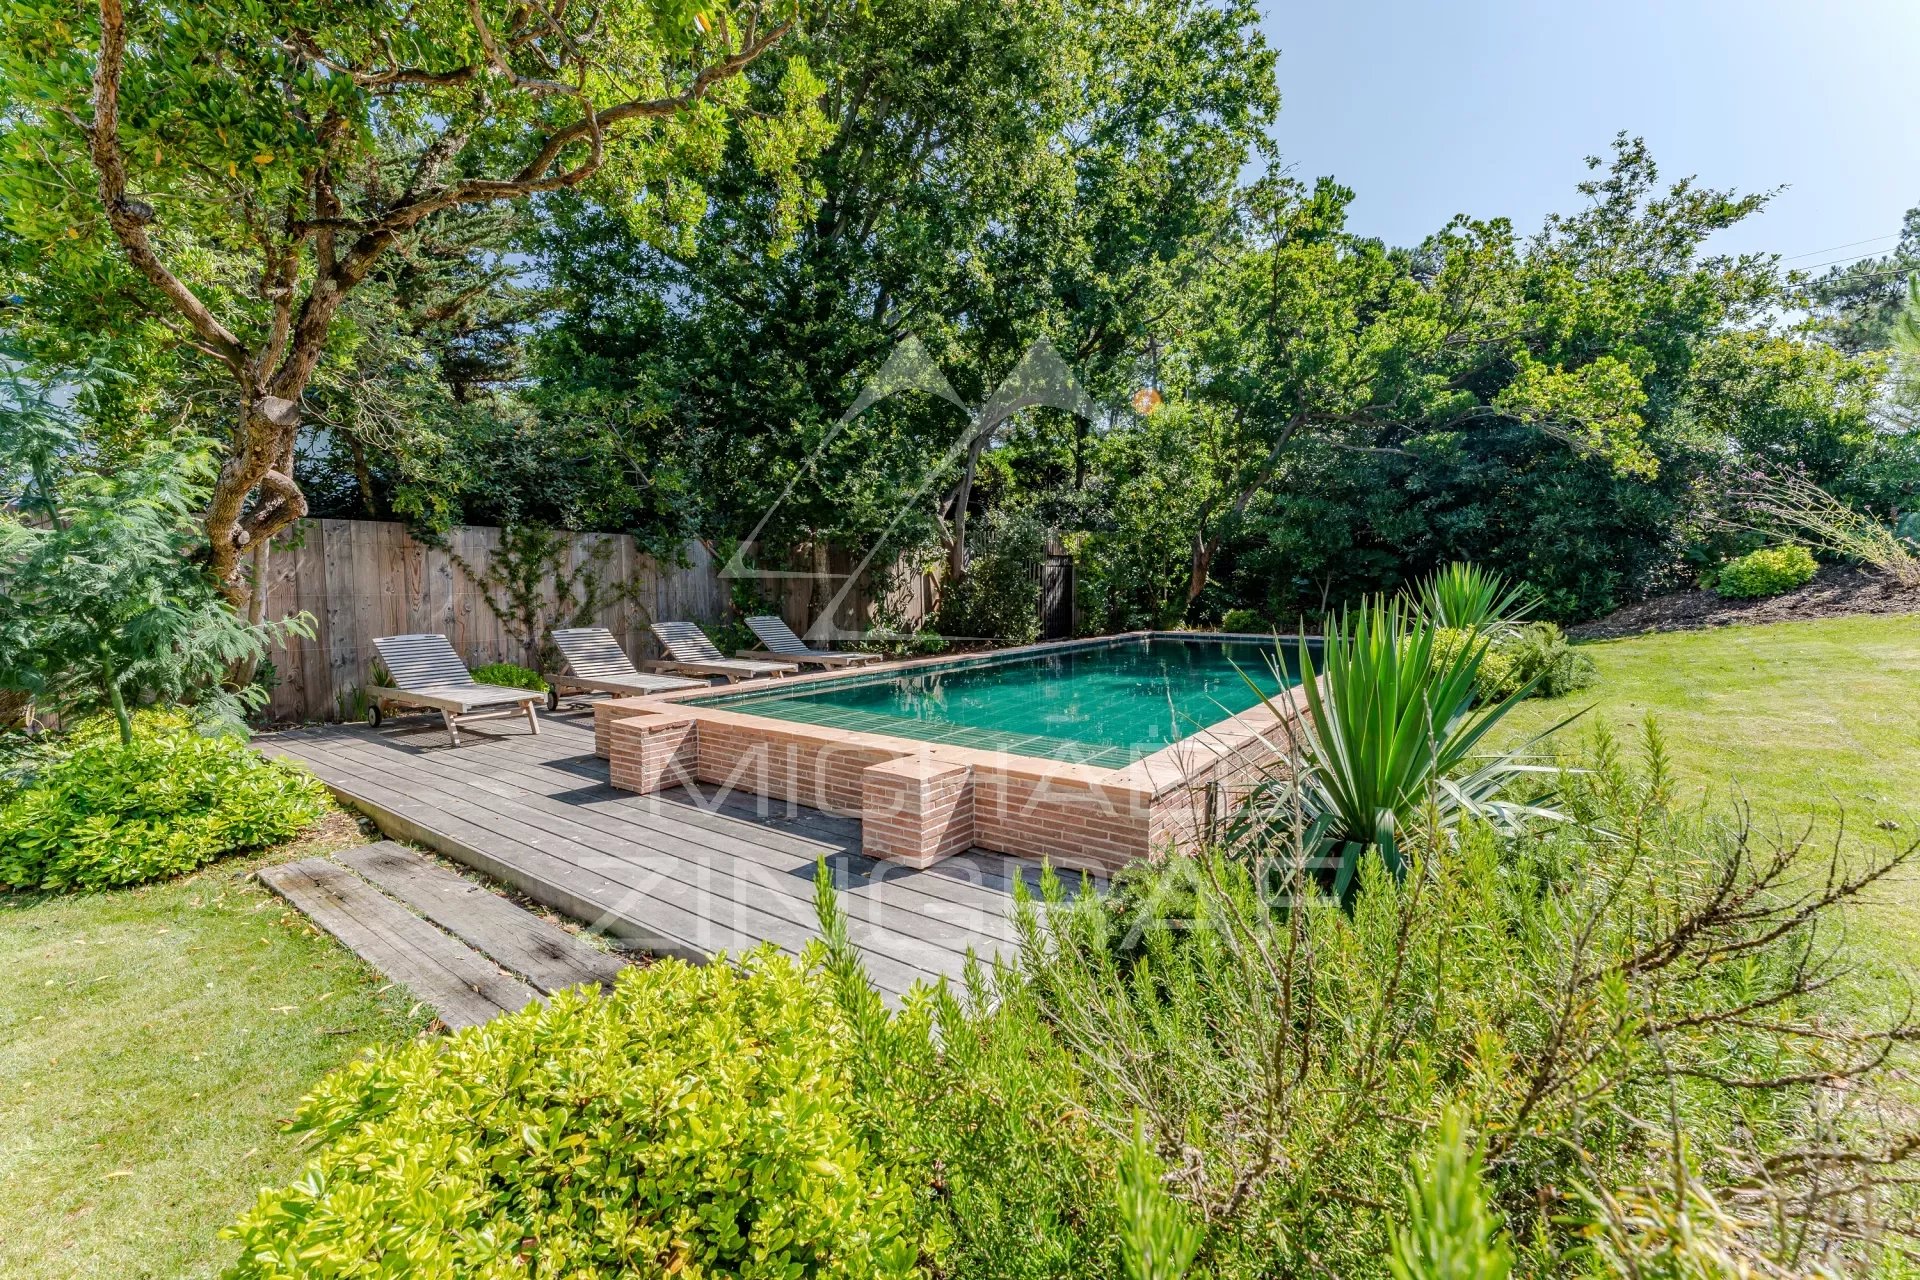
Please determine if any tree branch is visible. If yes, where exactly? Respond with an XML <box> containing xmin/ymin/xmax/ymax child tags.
<box><xmin>88</xmin><ymin>0</ymin><xmax>247</xmax><ymax>373</ymax></box>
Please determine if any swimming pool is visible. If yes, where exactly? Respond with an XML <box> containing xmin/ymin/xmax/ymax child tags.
<box><xmin>689</xmin><ymin>635</ymin><xmax>1306</xmax><ymax>769</ymax></box>
<box><xmin>594</xmin><ymin>632</ymin><xmax>1317</xmax><ymax>873</ymax></box>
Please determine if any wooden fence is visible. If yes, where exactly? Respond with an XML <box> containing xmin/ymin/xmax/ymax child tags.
<box><xmin>258</xmin><ymin>518</ymin><xmax>929</xmax><ymax>723</ymax></box>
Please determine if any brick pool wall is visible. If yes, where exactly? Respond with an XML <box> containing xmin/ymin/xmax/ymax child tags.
<box><xmin>592</xmin><ymin>647</ymin><xmax>1311</xmax><ymax>875</ymax></box>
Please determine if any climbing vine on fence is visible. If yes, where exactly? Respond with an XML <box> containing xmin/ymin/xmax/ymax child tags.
<box><xmin>445</xmin><ymin>524</ymin><xmax>646</xmax><ymax>670</ymax></box>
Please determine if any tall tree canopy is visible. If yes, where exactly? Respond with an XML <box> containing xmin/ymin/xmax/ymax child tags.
<box><xmin>0</xmin><ymin>0</ymin><xmax>816</xmax><ymax>604</ymax></box>
<box><xmin>511</xmin><ymin>0</ymin><xmax>1277</xmax><ymax>580</ymax></box>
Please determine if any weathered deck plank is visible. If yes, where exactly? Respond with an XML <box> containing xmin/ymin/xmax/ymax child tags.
<box><xmin>336</xmin><ymin>842</ymin><xmax>629</xmax><ymax>995</ymax></box>
<box><xmin>258</xmin><ymin>857</ymin><xmax>538</xmax><ymax>1029</ymax></box>
<box><xmin>261</xmin><ymin>713</ymin><xmax>1079</xmax><ymax>1000</ymax></box>
<box><xmin>293</xmin><ymin>721</ymin><xmax>1038</xmax><ymax>926</ymax></box>
<box><xmin>304</xmin><ymin>733</ymin><xmax>1016</xmax><ymax>963</ymax></box>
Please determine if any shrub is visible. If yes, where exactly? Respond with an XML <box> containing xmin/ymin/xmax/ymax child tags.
<box><xmin>1727</xmin><ymin>471</ymin><xmax>1919</xmax><ymax>588</ymax></box>
<box><xmin>0</xmin><ymin>372</ymin><xmax>309</xmax><ymax>743</ymax></box>
<box><xmin>856</xmin><ymin>627</ymin><xmax>950</xmax><ymax>659</ymax></box>
<box><xmin>1254</xmin><ymin>598</ymin><xmax>1562</xmax><ymax>896</ymax></box>
<box><xmin>1712</xmin><ymin>543</ymin><xmax>1818</xmax><ymax>598</ymax></box>
<box><xmin>1014</xmin><ymin>724</ymin><xmax>1920</xmax><ymax>1276</ymax></box>
<box><xmin>1493</xmin><ymin>621</ymin><xmax>1598</xmax><ymax>699</ymax></box>
<box><xmin>0</xmin><ymin>712</ymin><xmax>328</xmax><ymax>891</ymax></box>
<box><xmin>1430</xmin><ymin>626</ymin><xmax>1521</xmax><ymax>701</ymax></box>
<box><xmin>1219</xmin><ymin>607</ymin><xmax>1268</xmax><ymax>633</ymax></box>
<box><xmin>225</xmin><ymin>947</ymin><xmax>928</xmax><ymax>1280</ymax></box>
<box><xmin>468</xmin><ymin>661</ymin><xmax>548</xmax><ymax>693</ymax></box>
<box><xmin>932</xmin><ymin>509</ymin><xmax>1044</xmax><ymax>643</ymax></box>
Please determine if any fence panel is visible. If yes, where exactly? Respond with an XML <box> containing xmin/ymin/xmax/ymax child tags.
<box><xmin>258</xmin><ymin>518</ymin><xmax>928</xmax><ymax>722</ymax></box>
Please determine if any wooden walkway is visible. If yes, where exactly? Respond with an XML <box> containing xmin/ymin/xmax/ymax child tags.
<box><xmin>260</xmin><ymin>845</ymin><xmax>625</xmax><ymax>1029</ymax></box>
<box><xmin>262</xmin><ymin>711</ymin><xmax>1072</xmax><ymax>1001</ymax></box>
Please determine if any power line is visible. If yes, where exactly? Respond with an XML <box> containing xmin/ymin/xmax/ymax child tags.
<box><xmin>1794</xmin><ymin>246</ymin><xmax>1914</xmax><ymax>275</ymax></box>
<box><xmin>1780</xmin><ymin>232</ymin><xmax>1902</xmax><ymax>262</ymax></box>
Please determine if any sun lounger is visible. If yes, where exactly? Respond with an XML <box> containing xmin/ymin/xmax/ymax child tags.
<box><xmin>650</xmin><ymin>621</ymin><xmax>799</xmax><ymax>682</ymax></box>
<box><xmin>364</xmin><ymin>633</ymin><xmax>541</xmax><ymax>746</ymax></box>
<box><xmin>547</xmin><ymin>627</ymin><xmax>708</xmax><ymax>709</ymax></box>
<box><xmin>742</xmin><ymin>615</ymin><xmax>883</xmax><ymax>668</ymax></box>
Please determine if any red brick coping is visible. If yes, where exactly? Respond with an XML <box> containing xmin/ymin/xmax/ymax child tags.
<box><xmin>595</xmin><ymin>633</ymin><xmax>1314</xmax><ymax>875</ymax></box>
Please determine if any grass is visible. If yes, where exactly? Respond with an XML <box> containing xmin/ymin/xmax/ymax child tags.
<box><xmin>0</xmin><ymin>810</ymin><xmax>426</xmax><ymax>1280</ymax></box>
<box><xmin>1501</xmin><ymin>611</ymin><xmax>1920</xmax><ymax>954</ymax></box>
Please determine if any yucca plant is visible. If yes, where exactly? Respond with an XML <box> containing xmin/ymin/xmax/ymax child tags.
<box><xmin>1415</xmin><ymin>561</ymin><xmax>1536</xmax><ymax>634</ymax></box>
<box><xmin>1231</xmin><ymin>597</ymin><xmax>1570</xmax><ymax>899</ymax></box>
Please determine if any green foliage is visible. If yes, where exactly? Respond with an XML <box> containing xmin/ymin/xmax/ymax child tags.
<box><xmin>448</xmin><ymin>523</ymin><xmax>636</xmax><ymax>671</ymax></box>
<box><xmin>932</xmin><ymin>509</ymin><xmax>1045</xmax><ymax>643</ymax></box>
<box><xmin>1415</xmin><ymin>562</ymin><xmax>1536</xmax><ymax>633</ymax></box>
<box><xmin>1431</xmin><ymin>621</ymin><xmax>1599</xmax><ymax>703</ymax></box>
<box><xmin>1189</xmin><ymin>139</ymin><xmax>1905</xmax><ymax>625</ymax></box>
<box><xmin>0</xmin><ymin>712</ymin><xmax>327</xmax><ymax>892</ymax></box>
<box><xmin>1013</xmin><ymin>727</ymin><xmax>1920</xmax><ymax>1275</ymax></box>
<box><xmin>0</xmin><ymin>0</ymin><xmax>822</xmax><ymax>576</ymax></box>
<box><xmin>0</xmin><ymin>363</ymin><xmax>308</xmax><ymax>742</ymax></box>
<box><xmin>225</xmin><ymin>947</ymin><xmax>928</xmax><ymax>1280</ymax></box>
<box><xmin>1428</xmin><ymin>626</ymin><xmax>1520</xmax><ymax>702</ymax></box>
<box><xmin>467</xmin><ymin>662</ymin><xmax>548</xmax><ymax>693</ymax></box>
<box><xmin>809</xmin><ymin>868</ymin><xmax>1124</xmax><ymax>1280</ymax></box>
<box><xmin>1711</xmin><ymin>543</ymin><xmax>1818</xmax><ymax>598</ymax></box>
<box><xmin>1116</xmin><ymin>1118</ymin><xmax>1202</xmax><ymax>1280</ymax></box>
<box><xmin>1219</xmin><ymin>607</ymin><xmax>1268</xmax><ymax>633</ymax></box>
<box><xmin>1388</xmin><ymin>1111</ymin><xmax>1513</xmax><ymax>1280</ymax></box>
<box><xmin>1271</xmin><ymin>598</ymin><xmax>1564</xmax><ymax>895</ymax></box>
<box><xmin>1495</xmin><ymin>622</ymin><xmax>1598</xmax><ymax>699</ymax></box>
<box><xmin>854</xmin><ymin>627</ymin><xmax>950</xmax><ymax>659</ymax></box>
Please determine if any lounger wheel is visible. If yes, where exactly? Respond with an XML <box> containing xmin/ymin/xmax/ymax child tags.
<box><xmin>546</xmin><ymin>687</ymin><xmax>560</xmax><ymax>713</ymax></box>
<box><xmin>366</xmin><ymin>702</ymin><xmax>383</xmax><ymax>728</ymax></box>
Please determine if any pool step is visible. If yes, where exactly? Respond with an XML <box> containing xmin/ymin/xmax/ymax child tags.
<box><xmin>259</xmin><ymin>842</ymin><xmax>628</xmax><ymax>1030</ymax></box>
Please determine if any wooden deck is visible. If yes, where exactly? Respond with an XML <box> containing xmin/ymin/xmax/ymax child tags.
<box><xmin>262</xmin><ymin>711</ymin><xmax>1077</xmax><ymax>1001</ymax></box>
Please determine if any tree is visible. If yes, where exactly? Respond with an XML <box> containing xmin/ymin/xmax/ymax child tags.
<box><xmin>1129</xmin><ymin>136</ymin><xmax>1884</xmax><ymax>622</ymax></box>
<box><xmin>521</xmin><ymin>0</ymin><xmax>1276</xmax><ymax>596</ymax></box>
<box><xmin>0</xmin><ymin>361</ymin><xmax>299</xmax><ymax>742</ymax></box>
<box><xmin>1800</xmin><ymin>205</ymin><xmax>1920</xmax><ymax>354</ymax></box>
<box><xmin>0</xmin><ymin>0</ymin><xmax>813</xmax><ymax>608</ymax></box>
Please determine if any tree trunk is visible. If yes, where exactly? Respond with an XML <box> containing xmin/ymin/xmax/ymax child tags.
<box><xmin>1186</xmin><ymin>530</ymin><xmax>1216</xmax><ymax>607</ymax></box>
<box><xmin>946</xmin><ymin>431</ymin><xmax>989</xmax><ymax>582</ymax></box>
<box><xmin>100</xmin><ymin>644</ymin><xmax>133</xmax><ymax>746</ymax></box>
<box><xmin>229</xmin><ymin>539</ymin><xmax>271</xmax><ymax>690</ymax></box>
<box><xmin>204</xmin><ymin>395</ymin><xmax>308</xmax><ymax>613</ymax></box>
<box><xmin>348</xmin><ymin>435</ymin><xmax>377</xmax><ymax>516</ymax></box>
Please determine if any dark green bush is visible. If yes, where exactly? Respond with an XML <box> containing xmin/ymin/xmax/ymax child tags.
<box><xmin>0</xmin><ymin>712</ymin><xmax>328</xmax><ymax>891</ymax></box>
<box><xmin>468</xmin><ymin>661</ymin><xmax>548</xmax><ymax>693</ymax></box>
<box><xmin>855</xmin><ymin>626</ymin><xmax>950</xmax><ymax>659</ymax></box>
<box><xmin>1218</xmin><ymin>607</ymin><xmax>1268</xmax><ymax>633</ymax></box>
<box><xmin>932</xmin><ymin>509</ymin><xmax>1044</xmax><ymax>643</ymax></box>
<box><xmin>225</xmin><ymin>947</ymin><xmax>926</xmax><ymax>1280</ymax></box>
<box><xmin>1493</xmin><ymin>621</ymin><xmax>1598</xmax><ymax>698</ymax></box>
<box><xmin>1712</xmin><ymin>544</ymin><xmax>1817</xmax><ymax>598</ymax></box>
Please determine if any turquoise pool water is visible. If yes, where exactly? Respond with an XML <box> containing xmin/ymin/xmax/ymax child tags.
<box><xmin>692</xmin><ymin>636</ymin><xmax>1305</xmax><ymax>768</ymax></box>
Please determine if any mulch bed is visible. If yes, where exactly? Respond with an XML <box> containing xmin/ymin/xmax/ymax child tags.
<box><xmin>1568</xmin><ymin>565</ymin><xmax>1920</xmax><ymax>641</ymax></box>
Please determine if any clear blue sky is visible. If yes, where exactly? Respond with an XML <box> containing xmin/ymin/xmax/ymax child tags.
<box><xmin>1259</xmin><ymin>0</ymin><xmax>1920</xmax><ymax>270</ymax></box>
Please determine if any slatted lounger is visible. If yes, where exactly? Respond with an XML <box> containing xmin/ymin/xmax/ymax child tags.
<box><xmin>364</xmin><ymin>633</ymin><xmax>542</xmax><ymax>746</ymax></box>
<box><xmin>547</xmin><ymin>627</ymin><xmax>708</xmax><ymax>709</ymax></box>
<box><xmin>650</xmin><ymin>621</ymin><xmax>800</xmax><ymax>682</ymax></box>
<box><xmin>742</xmin><ymin>615</ymin><xmax>883</xmax><ymax>669</ymax></box>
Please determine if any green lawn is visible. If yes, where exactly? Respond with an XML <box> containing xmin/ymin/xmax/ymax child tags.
<box><xmin>1502</xmin><ymin>612</ymin><xmax>1920</xmax><ymax>953</ymax></box>
<box><xmin>0</xmin><ymin>814</ymin><xmax>425</xmax><ymax>1280</ymax></box>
